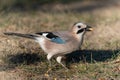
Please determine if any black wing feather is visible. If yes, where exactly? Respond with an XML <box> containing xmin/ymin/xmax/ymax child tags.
<box><xmin>36</xmin><ymin>32</ymin><xmax>58</xmax><ymax>39</ymax></box>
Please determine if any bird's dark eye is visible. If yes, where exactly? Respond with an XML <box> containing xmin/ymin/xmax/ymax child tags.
<box><xmin>78</xmin><ymin>26</ymin><xmax>81</xmax><ymax>28</ymax></box>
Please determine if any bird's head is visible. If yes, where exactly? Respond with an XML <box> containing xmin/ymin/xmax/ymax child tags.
<box><xmin>71</xmin><ymin>22</ymin><xmax>93</xmax><ymax>35</ymax></box>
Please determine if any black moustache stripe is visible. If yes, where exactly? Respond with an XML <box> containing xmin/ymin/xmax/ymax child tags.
<box><xmin>77</xmin><ymin>28</ymin><xmax>85</xmax><ymax>34</ymax></box>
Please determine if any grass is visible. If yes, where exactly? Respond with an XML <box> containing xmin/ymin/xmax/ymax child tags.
<box><xmin>0</xmin><ymin>0</ymin><xmax>120</xmax><ymax>80</ymax></box>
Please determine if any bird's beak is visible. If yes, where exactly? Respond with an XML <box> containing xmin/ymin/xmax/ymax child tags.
<box><xmin>86</xmin><ymin>25</ymin><xmax>93</xmax><ymax>31</ymax></box>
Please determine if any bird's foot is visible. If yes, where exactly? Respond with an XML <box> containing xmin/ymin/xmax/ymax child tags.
<box><xmin>44</xmin><ymin>68</ymin><xmax>52</xmax><ymax>77</ymax></box>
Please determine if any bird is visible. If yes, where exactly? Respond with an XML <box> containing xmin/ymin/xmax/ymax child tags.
<box><xmin>4</xmin><ymin>22</ymin><xmax>93</xmax><ymax>69</ymax></box>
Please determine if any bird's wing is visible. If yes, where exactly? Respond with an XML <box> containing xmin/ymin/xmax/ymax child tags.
<box><xmin>35</xmin><ymin>31</ymin><xmax>71</xmax><ymax>44</ymax></box>
<box><xmin>4</xmin><ymin>31</ymin><xmax>71</xmax><ymax>44</ymax></box>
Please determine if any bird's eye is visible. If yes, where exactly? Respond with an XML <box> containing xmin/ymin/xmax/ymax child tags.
<box><xmin>78</xmin><ymin>26</ymin><xmax>81</xmax><ymax>28</ymax></box>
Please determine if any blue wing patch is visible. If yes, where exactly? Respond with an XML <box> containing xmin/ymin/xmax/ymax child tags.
<box><xmin>51</xmin><ymin>37</ymin><xmax>66</xmax><ymax>44</ymax></box>
<box><xmin>36</xmin><ymin>32</ymin><xmax>66</xmax><ymax>44</ymax></box>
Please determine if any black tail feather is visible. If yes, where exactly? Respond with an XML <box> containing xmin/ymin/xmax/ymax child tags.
<box><xmin>4</xmin><ymin>32</ymin><xmax>38</xmax><ymax>39</ymax></box>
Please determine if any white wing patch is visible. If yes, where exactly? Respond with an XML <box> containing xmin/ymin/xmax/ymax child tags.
<box><xmin>42</xmin><ymin>33</ymin><xmax>48</xmax><ymax>37</ymax></box>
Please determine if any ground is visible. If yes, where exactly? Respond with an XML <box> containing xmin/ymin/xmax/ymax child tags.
<box><xmin>0</xmin><ymin>0</ymin><xmax>120</xmax><ymax>80</ymax></box>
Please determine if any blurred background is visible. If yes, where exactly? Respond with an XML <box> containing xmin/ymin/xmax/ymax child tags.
<box><xmin>0</xmin><ymin>0</ymin><xmax>120</xmax><ymax>80</ymax></box>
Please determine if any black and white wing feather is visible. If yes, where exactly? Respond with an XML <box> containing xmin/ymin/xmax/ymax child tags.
<box><xmin>36</xmin><ymin>32</ymin><xmax>66</xmax><ymax>44</ymax></box>
<box><xmin>4</xmin><ymin>31</ymin><xmax>70</xmax><ymax>44</ymax></box>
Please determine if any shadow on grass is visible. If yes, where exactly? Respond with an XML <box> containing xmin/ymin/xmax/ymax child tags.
<box><xmin>6</xmin><ymin>53</ymin><xmax>46</xmax><ymax>65</ymax></box>
<box><xmin>65</xmin><ymin>50</ymin><xmax>120</xmax><ymax>65</ymax></box>
<box><xmin>1</xmin><ymin>49</ymin><xmax>119</xmax><ymax>71</ymax></box>
<box><xmin>0</xmin><ymin>53</ymin><xmax>46</xmax><ymax>71</ymax></box>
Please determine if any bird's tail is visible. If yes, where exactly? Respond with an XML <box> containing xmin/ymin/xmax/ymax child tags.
<box><xmin>4</xmin><ymin>32</ymin><xmax>38</xmax><ymax>39</ymax></box>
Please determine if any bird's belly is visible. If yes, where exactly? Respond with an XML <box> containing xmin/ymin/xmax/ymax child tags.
<box><xmin>36</xmin><ymin>38</ymin><xmax>80</xmax><ymax>56</ymax></box>
<box><xmin>51</xmin><ymin>43</ymin><xmax>79</xmax><ymax>55</ymax></box>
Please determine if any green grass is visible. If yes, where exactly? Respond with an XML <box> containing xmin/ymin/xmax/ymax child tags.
<box><xmin>0</xmin><ymin>0</ymin><xmax>120</xmax><ymax>80</ymax></box>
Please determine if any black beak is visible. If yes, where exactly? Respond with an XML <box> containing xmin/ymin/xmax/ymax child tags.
<box><xmin>86</xmin><ymin>25</ymin><xmax>93</xmax><ymax>31</ymax></box>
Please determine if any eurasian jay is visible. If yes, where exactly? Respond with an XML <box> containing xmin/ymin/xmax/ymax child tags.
<box><xmin>4</xmin><ymin>22</ymin><xmax>93</xmax><ymax>69</ymax></box>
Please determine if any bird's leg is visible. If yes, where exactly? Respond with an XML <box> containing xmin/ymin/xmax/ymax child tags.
<box><xmin>45</xmin><ymin>54</ymin><xmax>53</xmax><ymax>76</ymax></box>
<box><xmin>47</xmin><ymin>54</ymin><xmax>53</xmax><ymax>67</ymax></box>
<box><xmin>56</xmin><ymin>56</ymin><xmax>68</xmax><ymax>70</ymax></box>
<box><xmin>44</xmin><ymin>54</ymin><xmax>53</xmax><ymax>77</ymax></box>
